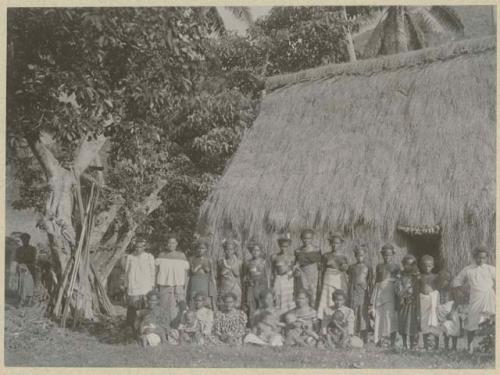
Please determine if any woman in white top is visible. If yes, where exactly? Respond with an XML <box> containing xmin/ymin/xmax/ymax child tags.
<box><xmin>452</xmin><ymin>244</ymin><xmax>495</xmax><ymax>352</ymax></box>
<box><xmin>125</xmin><ymin>236</ymin><xmax>155</xmax><ymax>329</ymax></box>
<box><xmin>156</xmin><ymin>235</ymin><xmax>190</xmax><ymax>328</ymax></box>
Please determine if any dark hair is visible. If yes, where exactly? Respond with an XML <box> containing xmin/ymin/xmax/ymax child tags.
<box><xmin>222</xmin><ymin>292</ymin><xmax>238</xmax><ymax>302</ymax></box>
<box><xmin>167</xmin><ymin>234</ymin><xmax>178</xmax><ymax>241</ymax></box>
<box><xmin>247</xmin><ymin>240</ymin><xmax>261</xmax><ymax>251</ymax></box>
<box><xmin>353</xmin><ymin>243</ymin><xmax>367</xmax><ymax>254</ymax></box>
<box><xmin>420</xmin><ymin>255</ymin><xmax>434</xmax><ymax>265</ymax></box>
<box><xmin>332</xmin><ymin>289</ymin><xmax>347</xmax><ymax>300</ymax></box>
<box><xmin>402</xmin><ymin>254</ymin><xmax>417</xmax><ymax>265</ymax></box>
<box><xmin>328</xmin><ymin>231</ymin><xmax>344</xmax><ymax>242</ymax></box>
<box><xmin>277</xmin><ymin>238</ymin><xmax>291</xmax><ymax>246</ymax></box>
<box><xmin>300</xmin><ymin>229</ymin><xmax>315</xmax><ymax>239</ymax></box>
<box><xmin>258</xmin><ymin>288</ymin><xmax>274</xmax><ymax>302</ymax></box>
<box><xmin>193</xmin><ymin>291</ymin><xmax>207</xmax><ymax>300</ymax></box>
<box><xmin>295</xmin><ymin>289</ymin><xmax>310</xmax><ymax>300</ymax></box>
<box><xmin>20</xmin><ymin>233</ymin><xmax>31</xmax><ymax>241</ymax></box>
<box><xmin>381</xmin><ymin>243</ymin><xmax>395</xmax><ymax>253</ymax></box>
<box><xmin>472</xmin><ymin>244</ymin><xmax>489</xmax><ymax>258</ymax></box>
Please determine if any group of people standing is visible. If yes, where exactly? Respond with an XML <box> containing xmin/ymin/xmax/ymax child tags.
<box><xmin>124</xmin><ymin>230</ymin><xmax>496</xmax><ymax>352</ymax></box>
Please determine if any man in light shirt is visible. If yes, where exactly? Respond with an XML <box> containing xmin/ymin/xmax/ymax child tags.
<box><xmin>125</xmin><ymin>236</ymin><xmax>155</xmax><ymax>330</ymax></box>
<box><xmin>156</xmin><ymin>235</ymin><xmax>190</xmax><ymax>328</ymax></box>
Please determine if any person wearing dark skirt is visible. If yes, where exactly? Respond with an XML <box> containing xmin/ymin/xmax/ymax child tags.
<box><xmin>243</xmin><ymin>241</ymin><xmax>269</xmax><ymax>319</ymax></box>
<box><xmin>396</xmin><ymin>255</ymin><xmax>420</xmax><ymax>350</ymax></box>
<box><xmin>347</xmin><ymin>244</ymin><xmax>373</xmax><ymax>344</ymax></box>
<box><xmin>294</xmin><ymin>229</ymin><xmax>322</xmax><ymax>308</ymax></box>
<box><xmin>187</xmin><ymin>239</ymin><xmax>217</xmax><ymax>309</ymax></box>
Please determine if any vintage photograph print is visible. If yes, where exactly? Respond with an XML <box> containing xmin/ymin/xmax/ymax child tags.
<box><xmin>4</xmin><ymin>5</ymin><xmax>496</xmax><ymax>368</ymax></box>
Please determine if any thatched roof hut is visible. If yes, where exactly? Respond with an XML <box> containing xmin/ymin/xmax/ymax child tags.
<box><xmin>199</xmin><ymin>36</ymin><xmax>496</xmax><ymax>275</ymax></box>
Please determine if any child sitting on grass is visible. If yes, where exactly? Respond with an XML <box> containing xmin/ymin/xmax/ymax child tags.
<box><xmin>244</xmin><ymin>311</ymin><xmax>284</xmax><ymax>347</ymax></box>
<box><xmin>177</xmin><ymin>310</ymin><xmax>204</xmax><ymax>345</ymax></box>
<box><xmin>136</xmin><ymin>293</ymin><xmax>166</xmax><ymax>347</ymax></box>
<box><xmin>321</xmin><ymin>289</ymin><xmax>362</xmax><ymax>349</ymax></box>
<box><xmin>283</xmin><ymin>312</ymin><xmax>320</xmax><ymax>347</ymax></box>
<box><xmin>324</xmin><ymin>309</ymin><xmax>350</xmax><ymax>349</ymax></box>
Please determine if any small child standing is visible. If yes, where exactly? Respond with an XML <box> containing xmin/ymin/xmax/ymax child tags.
<box><xmin>396</xmin><ymin>255</ymin><xmax>420</xmax><ymax>350</ymax></box>
<box><xmin>419</xmin><ymin>255</ymin><xmax>441</xmax><ymax>350</ymax></box>
<box><xmin>440</xmin><ymin>287</ymin><xmax>466</xmax><ymax>351</ymax></box>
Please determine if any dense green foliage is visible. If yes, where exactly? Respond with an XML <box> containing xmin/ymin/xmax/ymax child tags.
<box><xmin>7</xmin><ymin>6</ymin><xmax>354</xmax><ymax>255</ymax></box>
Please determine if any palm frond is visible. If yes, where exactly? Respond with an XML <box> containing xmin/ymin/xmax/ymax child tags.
<box><xmin>429</xmin><ymin>6</ymin><xmax>465</xmax><ymax>36</ymax></box>
<box><xmin>363</xmin><ymin>8</ymin><xmax>388</xmax><ymax>58</ymax></box>
<box><xmin>410</xmin><ymin>7</ymin><xmax>445</xmax><ymax>37</ymax></box>
<box><xmin>225</xmin><ymin>6</ymin><xmax>253</xmax><ymax>25</ymax></box>
<box><xmin>406</xmin><ymin>11</ymin><xmax>427</xmax><ymax>48</ymax></box>
<box><xmin>405</xmin><ymin>13</ymin><xmax>424</xmax><ymax>50</ymax></box>
<box><xmin>205</xmin><ymin>7</ymin><xmax>226</xmax><ymax>35</ymax></box>
<box><xmin>382</xmin><ymin>7</ymin><xmax>408</xmax><ymax>55</ymax></box>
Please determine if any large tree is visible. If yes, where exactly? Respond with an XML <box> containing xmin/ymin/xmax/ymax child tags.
<box><xmin>6</xmin><ymin>7</ymin><xmax>234</xmax><ymax>318</ymax></box>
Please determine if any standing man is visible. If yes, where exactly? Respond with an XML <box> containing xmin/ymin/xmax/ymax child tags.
<box><xmin>15</xmin><ymin>233</ymin><xmax>37</xmax><ymax>307</ymax></box>
<box><xmin>125</xmin><ymin>236</ymin><xmax>155</xmax><ymax>331</ymax></box>
<box><xmin>452</xmin><ymin>244</ymin><xmax>495</xmax><ymax>353</ymax></box>
<box><xmin>156</xmin><ymin>235</ymin><xmax>190</xmax><ymax>329</ymax></box>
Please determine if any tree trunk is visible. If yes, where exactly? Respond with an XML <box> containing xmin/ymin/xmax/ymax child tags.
<box><xmin>381</xmin><ymin>6</ymin><xmax>408</xmax><ymax>55</ymax></box>
<box><xmin>341</xmin><ymin>6</ymin><xmax>357</xmax><ymax>62</ymax></box>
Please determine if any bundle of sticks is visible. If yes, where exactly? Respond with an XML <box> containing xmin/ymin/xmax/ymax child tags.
<box><xmin>52</xmin><ymin>179</ymin><xmax>114</xmax><ymax>328</ymax></box>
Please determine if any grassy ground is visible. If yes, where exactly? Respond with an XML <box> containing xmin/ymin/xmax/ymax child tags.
<box><xmin>4</xmin><ymin>304</ymin><xmax>494</xmax><ymax>368</ymax></box>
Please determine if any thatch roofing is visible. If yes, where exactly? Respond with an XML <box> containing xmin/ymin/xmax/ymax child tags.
<box><xmin>200</xmin><ymin>36</ymin><xmax>496</xmax><ymax>272</ymax></box>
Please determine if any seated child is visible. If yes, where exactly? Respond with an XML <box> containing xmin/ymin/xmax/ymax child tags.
<box><xmin>283</xmin><ymin>312</ymin><xmax>320</xmax><ymax>347</ymax></box>
<box><xmin>193</xmin><ymin>292</ymin><xmax>214</xmax><ymax>337</ymax></box>
<box><xmin>136</xmin><ymin>293</ymin><xmax>166</xmax><ymax>347</ymax></box>
<box><xmin>177</xmin><ymin>310</ymin><xmax>204</xmax><ymax>345</ymax></box>
<box><xmin>325</xmin><ymin>310</ymin><xmax>350</xmax><ymax>349</ymax></box>
<box><xmin>244</xmin><ymin>312</ymin><xmax>284</xmax><ymax>347</ymax></box>
<box><xmin>322</xmin><ymin>290</ymin><xmax>362</xmax><ymax>349</ymax></box>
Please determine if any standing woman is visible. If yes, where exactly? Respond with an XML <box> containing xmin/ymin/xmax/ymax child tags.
<box><xmin>217</xmin><ymin>240</ymin><xmax>243</xmax><ymax>307</ymax></box>
<box><xmin>155</xmin><ymin>235</ymin><xmax>190</xmax><ymax>328</ymax></box>
<box><xmin>272</xmin><ymin>237</ymin><xmax>296</xmax><ymax>316</ymax></box>
<box><xmin>347</xmin><ymin>244</ymin><xmax>374</xmax><ymax>344</ymax></box>
<box><xmin>124</xmin><ymin>236</ymin><xmax>155</xmax><ymax>330</ymax></box>
<box><xmin>317</xmin><ymin>232</ymin><xmax>349</xmax><ymax>319</ymax></box>
<box><xmin>243</xmin><ymin>241</ymin><xmax>270</xmax><ymax>319</ymax></box>
<box><xmin>294</xmin><ymin>229</ymin><xmax>322</xmax><ymax>308</ymax></box>
<box><xmin>370</xmin><ymin>243</ymin><xmax>400</xmax><ymax>347</ymax></box>
<box><xmin>186</xmin><ymin>239</ymin><xmax>217</xmax><ymax>309</ymax></box>
<box><xmin>452</xmin><ymin>244</ymin><xmax>496</xmax><ymax>352</ymax></box>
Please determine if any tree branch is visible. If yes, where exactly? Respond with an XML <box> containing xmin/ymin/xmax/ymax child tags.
<box><xmin>73</xmin><ymin>134</ymin><xmax>107</xmax><ymax>177</ymax></box>
<box><xmin>88</xmin><ymin>197</ymin><xmax>125</xmax><ymax>253</ymax></box>
<box><xmin>27</xmin><ymin>135</ymin><xmax>61</xmax><ymax>178</ymax></box>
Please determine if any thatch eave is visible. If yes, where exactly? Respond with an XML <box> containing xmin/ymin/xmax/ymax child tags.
<box><xmin>266</xmin><ymin>36</ymin><xmax>496</xmax><ymax>92</ymax></box>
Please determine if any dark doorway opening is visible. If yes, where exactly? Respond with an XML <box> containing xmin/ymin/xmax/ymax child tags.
<box><xmin>403</xmin><ymin>234</ymin><xmax>442</xmax><ymax>272</ymax></box>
